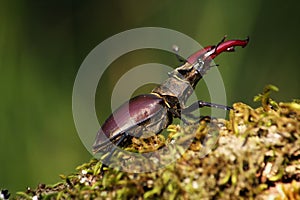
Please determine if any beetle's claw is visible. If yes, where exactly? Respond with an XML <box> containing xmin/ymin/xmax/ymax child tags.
<box><xmin>243</xmin><ymin>36</ymin><xmax>250</xmax><ymax>48</ymax></box>
<box><xmin>220</xmin><ymin>35</ymin><xmax>227</xmax><ymax>44</ymax></box>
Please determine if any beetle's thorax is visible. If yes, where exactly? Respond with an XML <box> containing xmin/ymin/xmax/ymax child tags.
<box><xmin>151</xmin><ymin>61</ymin><xmax>205</xmax><ymax>110</ymax></box>
<box><xmin>174</xmin><ymin>60</ymin><xmax>211</xmax><ymax>87</ymax></box>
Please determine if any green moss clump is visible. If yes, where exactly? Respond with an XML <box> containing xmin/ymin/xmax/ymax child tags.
<box><xmin>15</xmin><ymin>85</ymin><xmax>300</xmax><ymax>199</ymax></box>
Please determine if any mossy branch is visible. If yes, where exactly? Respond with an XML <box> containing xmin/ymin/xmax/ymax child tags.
<box><xmin>13</xmin><ymin>85</ymin><xmax>300</xmax><ymax>200</ymax></box>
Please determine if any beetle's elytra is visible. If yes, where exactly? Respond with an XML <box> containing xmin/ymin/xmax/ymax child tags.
<box><xmin>93</xmin><ymin>36</ymin><xmax>249</xmax><ymax>164</ymax></box>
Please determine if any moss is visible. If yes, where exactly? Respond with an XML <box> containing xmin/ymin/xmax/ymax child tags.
<box><xmin>15</xmin><ymin>85</ymin><xmax>300</xmax><ymax>199</ymax></box>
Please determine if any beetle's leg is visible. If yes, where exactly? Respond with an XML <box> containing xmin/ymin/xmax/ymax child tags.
<box><xmin>179</xmin><ymin>100</ymin><xmax>232</xmax><ymax>124</ymax></box>
<box><xmin>93</xmin><ymin>132</ymin><xmax>126</xmax><ymax>153</ymax></box>
<box><xmin>181</xmin><ymin>114</ymin><xmax>211</xmax><ymax>125</ymax></box>
<box><xmin>100</xmin><ymin>132</ymin><xmax>129</xmax><ymax>173</ymax></box>
<box><xmin>184</xmin><ymin>100</ymin><xmax>232</xmax><ymax>113</ymax></box>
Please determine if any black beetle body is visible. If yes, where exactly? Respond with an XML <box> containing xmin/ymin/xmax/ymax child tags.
<box><xmin>93</xmin><ymin>37</ymin><xmax>249</xmax><ymax>161</ymax></box>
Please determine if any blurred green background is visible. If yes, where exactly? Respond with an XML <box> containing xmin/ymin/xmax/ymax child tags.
<box><xmin>1</xmin><ymin>0</ymin><xmax>299</xmax><ymax>195</ymax></box>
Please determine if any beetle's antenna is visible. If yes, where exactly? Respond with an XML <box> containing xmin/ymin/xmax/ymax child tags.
<box><xmin>172</xmin><ymin>45</ymin><xmax>187</xmax><ymax>64</ymax></box>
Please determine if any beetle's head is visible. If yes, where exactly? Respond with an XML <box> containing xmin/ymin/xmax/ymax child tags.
<box><xmin>173</xmin><ymin>36</ymin><xmax>249</xmax><ymax>88</ymax></box>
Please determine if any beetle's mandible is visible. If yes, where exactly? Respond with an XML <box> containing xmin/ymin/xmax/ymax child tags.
<box><xmin>92</xmin><ymin>36</ymin><xmax>249</xmax><ymax>164</ymax></box>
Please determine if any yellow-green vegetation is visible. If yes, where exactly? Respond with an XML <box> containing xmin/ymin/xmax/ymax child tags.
<box><xmin>15</xmin><ymin>85</ymin><xmax>300</xmax><ymax>199</ymax></box>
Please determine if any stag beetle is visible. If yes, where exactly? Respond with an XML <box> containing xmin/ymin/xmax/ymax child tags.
<box><xmin>93</xmin><ymin>36</ymin><xmax>249</xmax><ymax>164</ymax></box>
